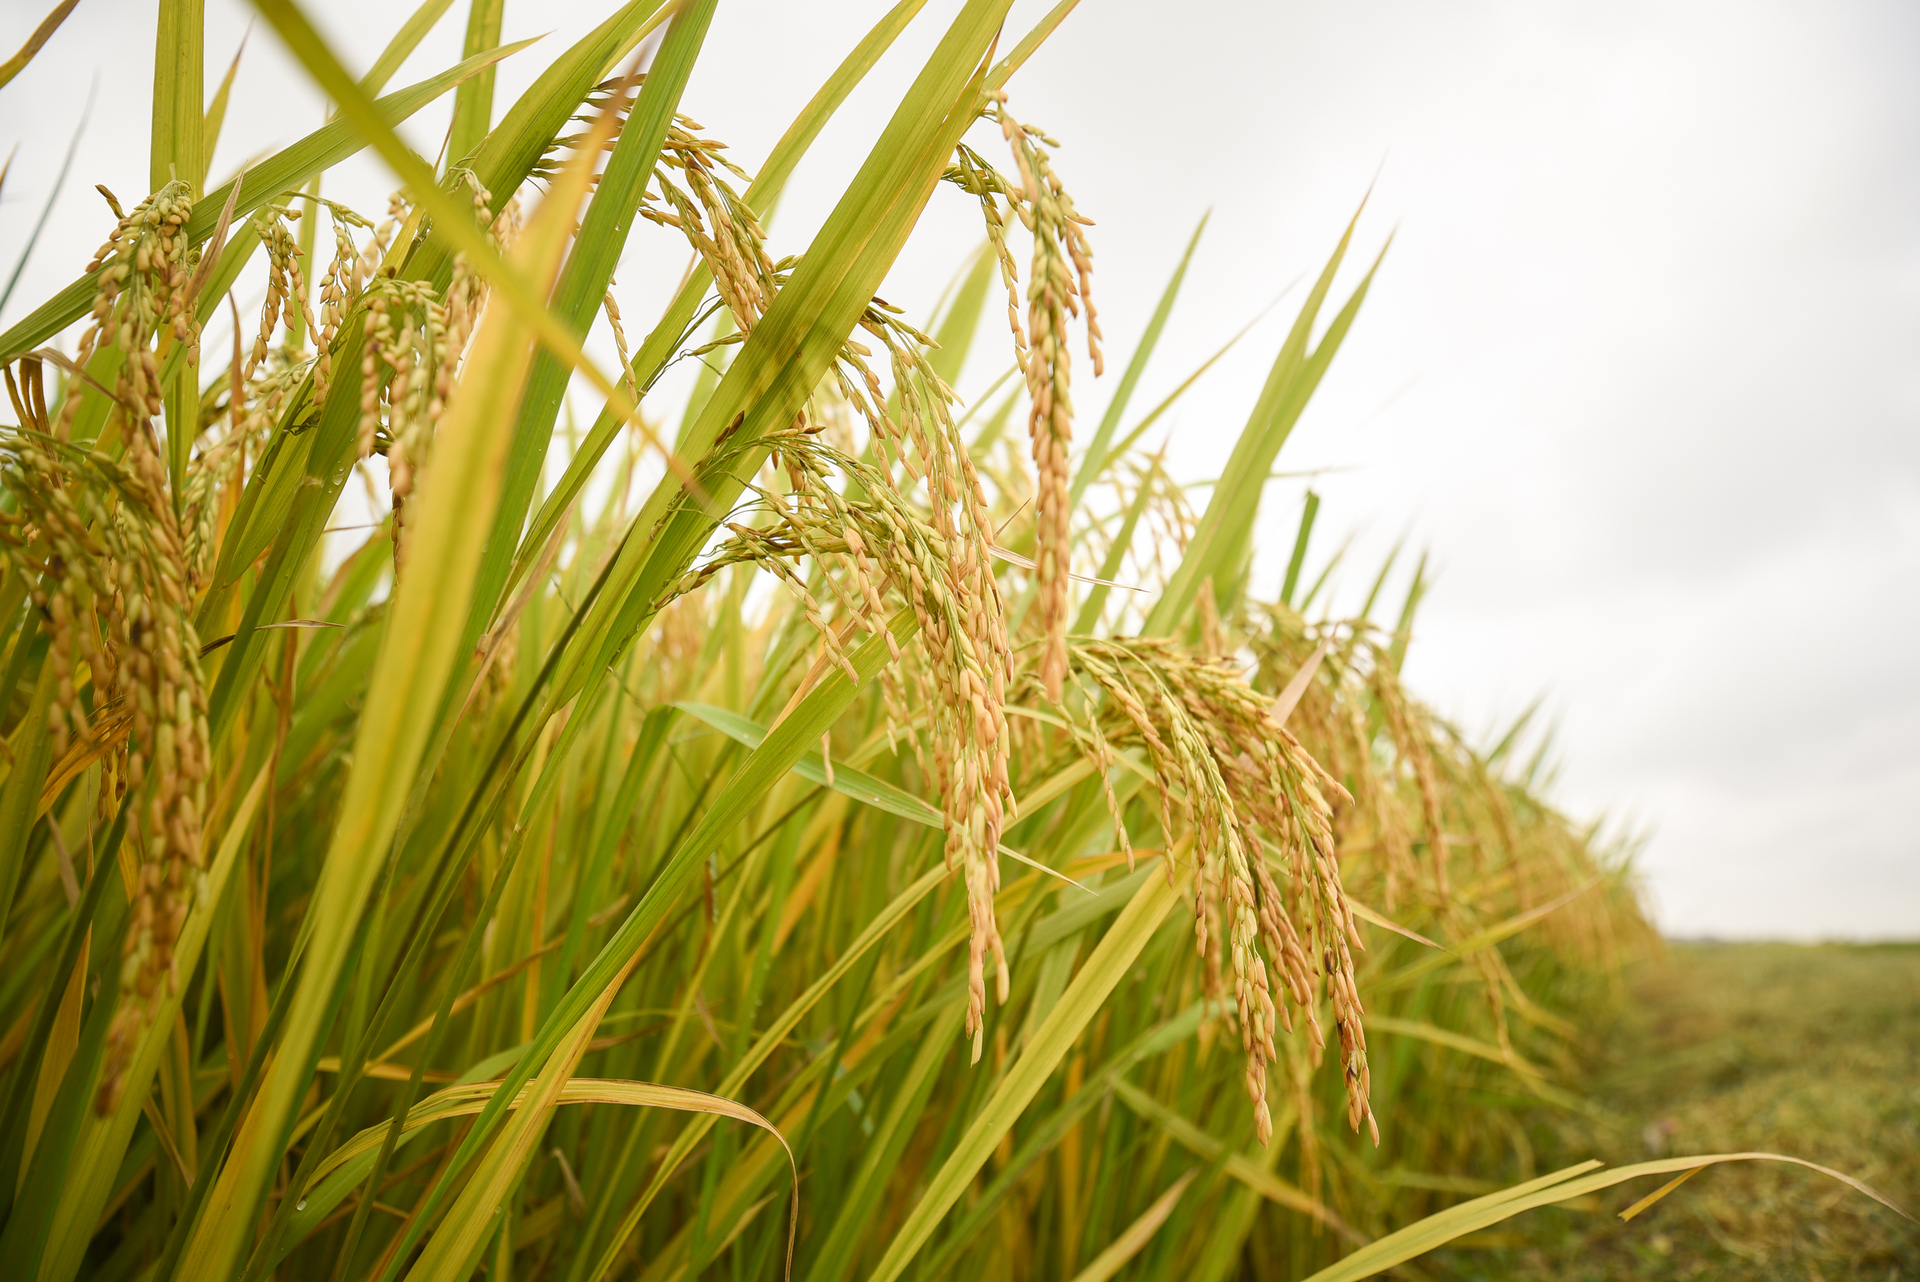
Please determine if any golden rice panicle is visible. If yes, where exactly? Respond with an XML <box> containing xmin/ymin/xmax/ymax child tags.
<box><xmin>64</xmin><ymin>181</ymin><xmax>198</xmax><ymax>441</ymax></box>
<box><xmin>0</xmin><ymin>437</ymin><xmax>116</xmax><ymax>766</ymax></box>
<box><xmin>315</xmin><ymin>199</ymin><xmax>377</xmax><ymax>392</ymax></box>
<box><xmin>5</xmin><ymin>427</ymin><xmax>213</xmax><ymax>1114</ymax></box>
<box><xmin>245</xmin><ymin>211</ymin><xmax>318</xmax><ymax>384</ymax></box>
<box><xmin>97</xmin><ymin>500</ymin><xmax>211</xmax><ymax>1113</ymax></box>
<box><xmin>637</xmin><ymin>116</ymin><xmax>774</xmax><ymax>336</ymax></box>
<box><xmin>876</xmin><ymin>313</ymin><xmax>1017</xmax><ymax>1060</ymax></box>
<box><xmin>350</xmin><ymin>189</ymin><xmax>410</xmax><ymax>298</ymax></box>
<box><xmin>26</xmin><ymin>191</ymin><xmax>216</xmax><ymax>1100</ymax></box>
<box><xmin>354</xmin><ymin>181</ymin><xmax>498</xmax><ymax>563</ymax></box>
<box><xmin>948</xmin><ymin>143</ymin><xmax>1027</xmax><ymax>366</ymax></box>
<box><xmin>1054</xmin><ymin>638</ymin><xmax>1372</xmax><ymax>1145</ymax></box>
<box><xmin>684</xmin><ymin>279</ymin><xmax>1020</xmax><ymax>1059</ymax></box>
<box><xmin>635</xmin><ymin>112</ymin><xmax>1019</xmax><ymax>1058</ymax></box>
<box><xmin>602</xmin><ymin>282</ymin><xmax>642</xmax><ymax>407</ymax></box>
<box><xmin>1283</xmin><ymin>729</ymin><xmax>1377</xmax><ymax>1144</ymax></box>
<box><xmin>997</xmin><ymin>92</ymin><xmax>1101</xmax><ymax>703</ymax></box>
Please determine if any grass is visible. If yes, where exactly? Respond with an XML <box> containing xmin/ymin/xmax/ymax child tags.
<box><xmin>1437</xmin><ymin>942</ymin><xmax>1920</xmax><ymax>1280</ymax></box>
<box><xmin>0</xmin><ymin>2</ymin><xmax>1901</xmax><ymax>1280</ymax></box>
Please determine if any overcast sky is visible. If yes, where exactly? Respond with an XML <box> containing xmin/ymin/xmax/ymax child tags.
<box><xmin>3</xmin><ymin>0</ymin><xmax>1915</xmax><ymax>938</ymax></box>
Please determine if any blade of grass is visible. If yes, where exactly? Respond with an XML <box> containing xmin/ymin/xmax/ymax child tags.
<box><xmin>0</xmin><ymin>797</ymin><xmax>124</xmax><ymax>1221</ymax></box>
<box><xmin>582</xmin><ymin>838</ymin><xmax>951</xmax><ymax>1281</ymax></box>
<box><xmin>1280</xmin><ymin>489</ymin><xmax>1319</xmax><ymax>606</ymax></box>
<box><xmin>362</xmin><ymin>0</ymin><xmax>458</xmax><ymax>95</ymax></box>
<box><xmin>399</xmin><ymin>956</ymin><xmax>647</xmax><ymax>1282</ymax></box>
<box><xmin>924</xmin><ymin>241</ymin><xmax>995</xmax><ymax>386</ymax></box>
<box><xmin>914</xmin><ymin>1003</ymin><xmax>1203</xmax><ymax>1282</ymax></box>
<box><xmin>1092</xmin><ymin>291</ymin><xmax>1284</xmax><ymax>476</ymax></box>
<box><xmin>801</xmin><ymin>1003</ymin><xmax>965</xmax><ymax>1282</ymax></box>
<box><xmin>201</xmin><ymin>29</ymin><xmax>247</xmax><ymax>185</ymax></box>
<box><xmin>375</xmin><ymin>609</ymin><xmax>923</xmax><ymax>1279</ymax></box>
<box><xmin>150</xmin><ymin>0</ymin><xmax>204</xmax><ymax>198</ymax></box>
<box><xmin>1072</xmin><ymin>451</ymin><xmax>1160</xmax><ymax>632</ymax></box>
<box><xmin>0</xmin><ymin>660</ymin><xmax>57</xmax><ymax>956</ymax></box>
<box><xmin>677</xmin><ymin>701</ymin><xmax>1089</xmax><ymax>891</ymax></box>
<box><xmin>462</xmin><ymin>0</ymin><xmax>717</xmax><ymax>679</ymax></box>
<box><xmin>1111</xmin><ymin>1080</ymin><xmax>1355</xmax><ymax>1237</ymax></box>
<box><xmin>0</xmin><ymin>82</ymin><xmax>89</xmax><ymax>322</ymax></box>
<box><xmin>286</xmin><ymin>1078</ymin><xmax>796</xmax><ymax>1252</ymax></box>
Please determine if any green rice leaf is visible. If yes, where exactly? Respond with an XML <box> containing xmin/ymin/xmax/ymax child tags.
<box><xmin>1144</xmin><ymin>207</ymin><xmax>1386</xmax><ymax>633</ymax></box>
<box><xmin>360</xmin><ymin>0</ymin><xmax>458</xmax><ymax>96</ymax></box>
<box><xmin>170</xmin><ymin>88</ymin><xmax>594</xmax><ymax>1280</ymax></box>
<box><xmin>1067</xmin><ymin>1169</ymin><xmax>1197</xmax><ymax>1282</ymax></box>
<box><xmin>1070</xmin><ymin>213</ymin><xmax>1205</xmax><ymax>503</ymax></box>
<box><xmin>863</xmin><ymin>856</ymin><xmax>1192</xmax><ymax>1282</ymax></box>
<box><xmin>283</xmin><ymin>1077</ymin><xmax>797</xmax><ymax>1271</ymax></box>
<box><xmin>1297</xmin><ymin>1153</ymin><xmax>1912</xmax><ymax>1282</ymax></box>
<box><xmin>32</xmin><ymin>770</ymin><xmax>271</xmax><ymax>1282</ymax></box>
<box><xmin>380</xmin><ymin>607</ymin><xmax>919</xmax><ymax>1278</ymax></box>
<box><xmin>201</xmin><ymin>30</ymin><xmax>246</xmax><ymax>185</ymax></box>
<box><xmin>447</xmin><ymin>0</ymin><xmax>507</xmax><ymax>165</ymax></box>
<box><xmin>582</xmin><ymin>842</ymin><xmax>952</xmax><ymax>1282</ymax></box>
<box><xmin>463</xmin><ymin>0</ymin><xmax>718</xmax><ymax>672</ymax></box>
<box><xmin>150</xmin><ymin>0</ymin><xmax>204</xmax><ymax>198</ymax></box>
<box><xmin>0</xmin><ymin>2</ymin><xmax>77</xmax><ymax>91</ymax></box>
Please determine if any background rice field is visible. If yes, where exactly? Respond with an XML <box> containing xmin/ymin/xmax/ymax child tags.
<box><xmin>1445</xmin><ymin>942</ymin><xmax>1920</xmax><ymax>1280</ymax></box>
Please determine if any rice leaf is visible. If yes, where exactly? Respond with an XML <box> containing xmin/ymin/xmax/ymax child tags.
<box><xmin>31</xmin><ymin>770</ymin><xmax>271</xmax><ymax>1282</ymax></box>
<box><xmin>280</xmin><ymin>1078</ymin><xmax>797</xmax><ymax>1268</ymax></box>
<box><xmin>863</xmin><ymin>857</ymin><xmax>1192</xmax><ymax>1282</ymax></box>
<box><xmin>1070</xmin><ymin>213</ymin><xmax>1205</xmax><ymax>503</ymax></box>
<box><xmin>1066</xmin><ymin>1169</ymin><xmax>1197</xmax><ymax>1282</ymax></box>
<box><xmin>1298</xmin><ymin>1153</ymin><xmax>1912</xmax><ymax>1282</ymax></box>
<box><xmin>464</xmin><ymin>0</ymin><xmax>718</xmax><ymax>669</ymax></box>
<box><xmin>448</xmin><ymin>0</ymin><xmax>507</xmax><ymax>165</ymax></box>
<box><xmin>1144</xmin><ymin>208</ymin><xmax>1387</xmax><ymax>633</ymax></box>
<box><xmin>361</xmin><ymin>0</ymin><xmax>459</xmax><ymax>96</ymax></box>
<box><xmin>201</xmin><ymin>30</ymin><xmax>247</xmax><ymax>184</ymax></box>
<box><xmin>170</xmin><ymin>81</ymin><xmax>595</xmax><ymax>1280</ymax></box>
<box><xmin>0</xmin><ymin>2</ymin><xmax>77</xmax><ymax>90</ymax></box>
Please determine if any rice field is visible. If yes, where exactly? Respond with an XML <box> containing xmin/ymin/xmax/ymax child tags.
<box><xmin>0</xmin><ymin>2</ymin><xmax>1905</xmax><ymax>1280</ymax></box>
<box><xmin>1441</xmin><ymin>942</ymin><xmax>1920</xmax><ymax>1280</ymax></box>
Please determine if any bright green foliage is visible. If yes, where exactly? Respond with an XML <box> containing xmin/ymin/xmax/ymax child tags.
<box><xmin>0</xmin><ymin>5</ymin><xmax>1890</xmax><ymax>1282</ymax></box>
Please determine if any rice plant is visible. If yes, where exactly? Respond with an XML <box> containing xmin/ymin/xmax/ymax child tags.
<box><xmin>0</xmin><ymin>2</ymin><xmax>1903</xmax><ymax>1280</ymax></box>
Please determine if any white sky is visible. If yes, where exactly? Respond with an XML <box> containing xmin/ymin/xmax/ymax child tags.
<box><xmin>3</xmin><ymin>0</ymin><xmax>1915</xmax><ymax>939</ymax></box>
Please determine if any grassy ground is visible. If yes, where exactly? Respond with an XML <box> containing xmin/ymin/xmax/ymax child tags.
<box><xmin>1432</xmin><ymin>942</ymin><xmax>1920</xmax><ymax>1281</ymax></box>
